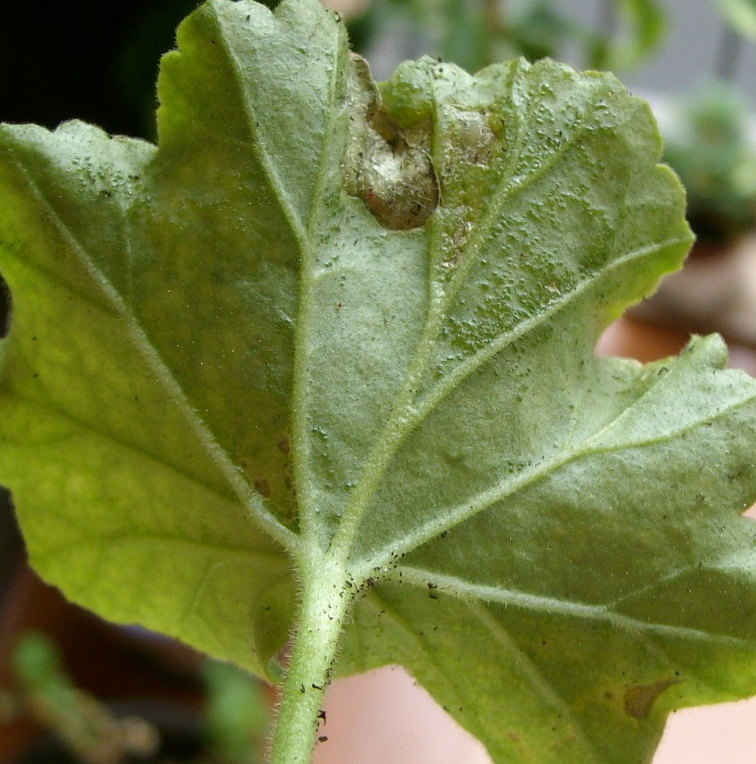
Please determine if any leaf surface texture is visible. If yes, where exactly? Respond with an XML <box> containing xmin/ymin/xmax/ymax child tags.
<box><xmin>0</xmin><ymin>1</ymin><xmax>755</xmax><ymax>762</ymax></box>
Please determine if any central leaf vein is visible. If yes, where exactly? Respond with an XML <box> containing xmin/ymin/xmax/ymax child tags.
<box><xmin>337</xmin><ymin>234</ymin><xmax>687</xmax><ymax>569</ymax></box>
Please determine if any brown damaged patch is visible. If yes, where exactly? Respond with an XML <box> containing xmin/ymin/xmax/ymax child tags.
<box><xmin>623</xmin><ymin>678</ymin><xmax>680</xmax><ymax>719</ymax></box>
<box><xmin>342</xmin><ymin>54</ymin><xmax>438</xmax><ymax>231</ymax></box>
<box><xmin>253</xmin><ymin>477</ymin><xmax>271</xmax><ymax>498</ymax></box>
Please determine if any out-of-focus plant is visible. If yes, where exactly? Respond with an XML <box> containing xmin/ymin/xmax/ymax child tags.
<box><xmin>7</xmin><ymin>632</ymin><xmax>160</xmax><ymax>764</ymax></box>
<box><xmin>663</xmin><ymin>83</ymin><xmax>756</xmax><ymax>243</ymax></box>
<box><xmin>709</xmin><ymin>0</ymin><xmax>756</xmax><ymax>80</ymax></box>
<box><xmin>1</xmin><ymin>632</ymin><xmax>269</xmax><ymax>763</ymax></box>
<box><xmin>585</xmin><ymin>0</ymin><xmax>666</xmax><ymax>72</ymax></box>
<box><xmin>344</xmin><ymin>0</ymin><xmax>667</xmax><ymax>75</ymax></box>
<box><xmin>712</xmin><ymin>0</ymin><xmax>756</xmax><ymax>39</ymax></box>
<box><xmin>201</xmin><ymin>662</ymin><xmax>269</xmax><ymax>764</ymax></box>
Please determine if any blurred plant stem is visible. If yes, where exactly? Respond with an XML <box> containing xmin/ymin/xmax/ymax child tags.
<box><xmin>12</xmin><ymin>633</ymin><xmax>159</xmax><ymax>764</ymax></box>
<box><xmin>715</xmin><ymin>22</ymin><xmax>745</xmax><ymax>80</ymax></box>
<box><xmin>484</xmin><ymin>0</ymin><xmax>506</xmax><ymax>37</ymax></box>
<box><xmin>598</xmin><ymin>0</ymin><xmax>618</xmax><ymax>37</ymax></box>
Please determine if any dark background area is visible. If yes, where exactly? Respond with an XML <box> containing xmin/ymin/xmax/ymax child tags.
<box><xmin>0</xmin><ymin>0</ymin><xmax>207</xmax><ymax>139</ymax></box>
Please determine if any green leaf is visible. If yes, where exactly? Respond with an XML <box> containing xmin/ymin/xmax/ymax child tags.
<box><xmin>1</xmin><ymin>1</ymin><xmax>755</xmax><ymax>762</ymax></box>
<box><xmin>712</xmin><ymin>0</ymin><xmax>756</xmax><ymax>38</ymax></box>
<box><xmin>341</xmin><ymin>335</ymin><xmax>756</xmax><ymax>762</ymax></box>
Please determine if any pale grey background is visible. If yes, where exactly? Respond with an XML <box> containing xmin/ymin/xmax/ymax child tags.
<box><xmin>562</xmin><ymin>0</ymin><xmax>756</xmax><ymax>103</ymax></box>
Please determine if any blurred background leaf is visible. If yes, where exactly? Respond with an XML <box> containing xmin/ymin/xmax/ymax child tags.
<box><xmin>663</xmin><ymin>82</ymin><xmax>756</xmax><ymax>242</ymax></box>
<box><xmin>588</xmin><ymin>0</ymin><xmax>667</xmax><ymax>72</ymax></box>
<box><xmin>2</xmin><ymin>631</ymin><xmax>269</xmax><ymax>763</ymax></box>
<box><xmin>712</xmin><ymin>0</ymin><xmax>756</xmax><ymax>38</ymax></box>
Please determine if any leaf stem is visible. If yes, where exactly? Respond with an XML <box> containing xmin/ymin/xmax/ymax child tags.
<box><xmin>267</xmin><ymin>553</ymin><xmax>351</xmax><ymax>764</ymax></box>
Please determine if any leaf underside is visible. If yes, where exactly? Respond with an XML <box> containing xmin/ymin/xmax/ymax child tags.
<box><xmin>1</xmin><ymin>1</ymin><xmax>755</xmax><ymax>762</ymax></box>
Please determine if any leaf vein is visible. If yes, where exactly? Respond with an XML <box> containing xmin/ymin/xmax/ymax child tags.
<box><xmin>210</xmin><ymin>7</ymin><xmax>309</xmax><ymax>246</ymax></box>
<box><xmin>37</xmin><ymin>532</ymin><xmax>285</xmax><ymax>565</ymax></box>
<box><xmin>471</xmin><ymin>602</ymin><xmax>604</xmax><ymax>761</ymax></box>
<box><xmin>413</xmin><ymin>236</ymin><xmax>689</xmax><ymax>426</ymax></box>
<box><xmin>3</xmin><ymin>151</ymin><xmax>295</xmax><ymax>550</ymax></box>
<box><xmin>392</xmin><ymin>566</ymin><xmax>754</xmax><ymax>647</ymax></box>
<box><xmin>291</xmin><ymin>21</ymin><xmax>347</xmax><ymax>548</ymax></box>
<box><xmin>359</xmin><ymin>389</ymin><xmax>756</xmax><ymax>570</ymax></box>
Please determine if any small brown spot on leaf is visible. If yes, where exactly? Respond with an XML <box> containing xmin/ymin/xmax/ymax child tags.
<box><xmin>276</xmin><ymin>434</ymin><xmax>290</xmax><ymax>456</ymax></box>
<box><xmin>624</xmin><ymin>678</ymin><xmax>680</xmax><ymax>719</ymax></box>
<box><xmin>254</xmin><ymin>478</ymin><xmax>271</xmax><ymax>498</ymax></box>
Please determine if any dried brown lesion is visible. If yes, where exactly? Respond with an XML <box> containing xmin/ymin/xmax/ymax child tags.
<box><xmin>253</xmin><ymin>477</ymin><xmax>271</xmax><ymax>498</ymax></box>
<box><xmin>623</xmin><ymin>678</ymin><xmax>680</xmax><ymax>719</ymax></box>
<box><xmin>342</xmin><ymin>54</ymin><xmax>439</xmax><ymax>231</ymax></box>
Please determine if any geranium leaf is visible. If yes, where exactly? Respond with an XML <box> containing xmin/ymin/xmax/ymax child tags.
<box><xmin>1</xmin><ymin>1</ymin><xmax>754</xmax><ymax>762</ymax></box>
